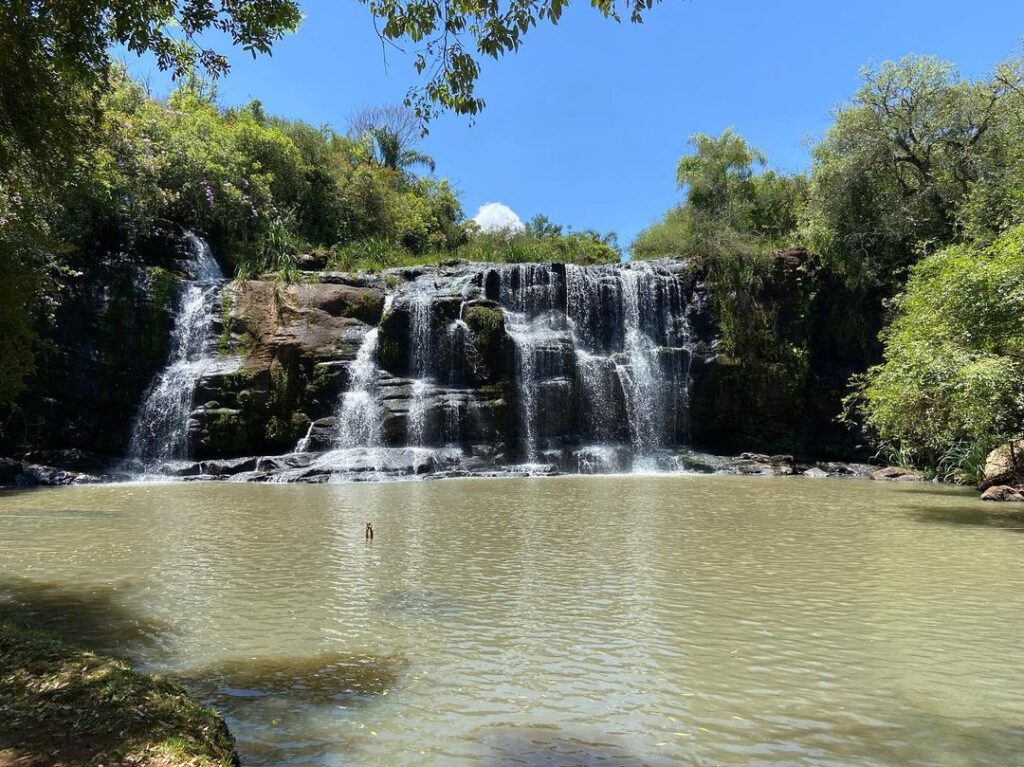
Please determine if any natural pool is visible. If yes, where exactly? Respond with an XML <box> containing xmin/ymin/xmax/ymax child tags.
<box><xmin>1</xmin><ymin>476</ymin><xmax>1022</xmax><ymax>766</ymax></box>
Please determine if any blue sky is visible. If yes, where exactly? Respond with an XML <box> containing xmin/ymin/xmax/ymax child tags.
<box><xmin>123</xmin><ymin>0</ymin><xmax>1024</xmax><ymax>252</ymax></box>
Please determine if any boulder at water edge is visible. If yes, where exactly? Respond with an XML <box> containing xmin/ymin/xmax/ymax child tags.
<box><xmin>980</xmin><ymin>485</ymin><xmax>1024</xmax><ymax>502</ymax></box>
<box><xmin>978</xmin><ymin>441</ymin><xmax>1024</xmax><ymax>491</ymax></box>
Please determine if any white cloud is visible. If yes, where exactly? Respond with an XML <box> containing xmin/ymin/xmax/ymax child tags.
<box><xmin>472</xmin><ymin>202</ymin><xmax>524</xmax><ymax>233</ymax></box>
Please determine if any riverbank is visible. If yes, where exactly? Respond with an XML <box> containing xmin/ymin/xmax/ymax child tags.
<box><xmin>0</xmin><ymin>621</ymin><xmax>238</xmax><ymax>767</ymax></box>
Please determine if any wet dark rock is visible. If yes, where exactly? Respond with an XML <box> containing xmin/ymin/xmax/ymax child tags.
<box><xmin>16</xmin><ymin>449</ymin><xmax>110</xmax><ymax>474</ymax></box>
<box><xmin>256</xmin><ymin>453</ymin><xmax>315</xmax><ymax>472</ymax></box>
<box><xmin>16</xmin><ymin>464</ymin><xmax>100</xmax><ymax>486</ymax></box>
<box><xmin>301</xmin><ymin>418</ymin><xmax>338</xmax><ymax>452</ymax></box>
<box><xmin>157</xmin><ymin>460</ymin><xmax>203</xmax><ymax>477</ymax></box>
<box><xmin>227</xmin><ymin>470</ymin><xmax>271</xmax><ymax>482</ymax></box>
<box><xmin>8</xmin><ymin>251</ymin><xmax>886</xmax><ymax>478</ymax></box>
<box><xmin>181</xmin><ymin>473</ymin><xmax>222</xmax><ymax>482</ymax></box>
<box><xmin>0</xmin><ymin>230</ymin><xmax>187</xmax><ymax>461</ymax></box>
<box><xmin>199</xmin><ymin>456</ymin><xmax>260</xmax><ymax>476</ymax></box>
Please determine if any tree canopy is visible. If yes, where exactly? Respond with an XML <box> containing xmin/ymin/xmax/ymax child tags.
<box><xmin>851</xmin><ymin>227</ymin><xmax>1024</xmax><ymax>480</ymax></box>
<box><xmin>0</xmin><ymin>0</ymin><xmax>301</xmax><ymax>179</ymax></box>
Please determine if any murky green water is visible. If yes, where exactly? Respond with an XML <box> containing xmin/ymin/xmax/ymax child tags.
<box><xmin>1</xmin><ymin>476</ymin><xmax>1022</xmax><ymax>766</ymax></box>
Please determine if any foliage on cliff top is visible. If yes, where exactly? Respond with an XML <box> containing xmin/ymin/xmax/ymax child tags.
<box><xmin>58</xmin><ymin>74</ymin><xmax>469</xmax><ymax>271</ymax></box>
<box><xmin>328</xmin><ymin>216</ymin><xmax>619</xmax><ymax>271</ymax></box>
<box><xmin>633</xmin><ymin>55</ymin><xmax>1024</xmax><ymax>283</ymax></box>
<box><xmin>0</xmin><ymin>620</ymin><xmax>237</xmax><ymax>766</ymax></box>
<box><xmin>849</xmin><ymin>227</ymin><xmax>1024</xmax><ymax>482</ymax></box>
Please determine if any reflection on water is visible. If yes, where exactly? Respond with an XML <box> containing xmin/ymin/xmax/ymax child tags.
<box><xmin>188</xmin><ymin>652</ymin><xmax>405</xmax><ymax>700</ymax></box>
<box><xmin>0</xmin><ymin>578</ymin><xmax>169</xmax><ymax>658</ymax></box>
<box><xmin>914</xmin><ymin>504</ymin><xmax>1024</xmax><ymax>532</ymax></box>
<box><xmin>1</xmin><ymin>476</ymin><xmax>1023</xmax><ymax>766</ymax></box>
<box><xmin>181</xmin><ymin>652</ymin><xmax>406</xmax><ymax>761</ymax></box>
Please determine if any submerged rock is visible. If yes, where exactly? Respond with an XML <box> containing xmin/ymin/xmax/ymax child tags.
<box><xmin>980</xmin><ymin>484</ymin><xmax>1024</xmax><ymax>502</ymax></box>
<box><xmin>199</xmin><ymin>456</ymin><xmax>260</xmax><ymax>476</ymax></box>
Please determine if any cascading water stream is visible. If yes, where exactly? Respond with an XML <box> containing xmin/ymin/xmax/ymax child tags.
<box><xmin>206</xmin><ymin>260</ymin><xmax>695</xmax><ymax>481</ymax></box>
<box><xmin>335</xmin><ymin>334</ymin><xmax>384</xmax><ymax>449</ymax></box>
<box><xmin>564</xmin><ymin>262</ymin><xmax>693</xmax><ymax>469</ymax></box>
<box><xmin>617</xmin><ymin>267</ymin><xmax>667</xmax><ymax>457</ymax></box>
<box><xmin>125</xmin><ymin>233</ymin><xmax>224</xmax><ymax>473</ymax></box>
<box><xmin>406</xmin><ymin>290</ymin><xmax>434</xmax><ymax>446</ymax></box>
<box><xmin>493</xmin><ymin>264</ymin><xmax>564</xmax><ymax>463</ymax></box>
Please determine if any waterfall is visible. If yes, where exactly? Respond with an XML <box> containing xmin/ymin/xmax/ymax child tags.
<box><xmin>405</xmin><ymin>290</ymin><xmax>435</xmax><ymax>446</ymax></box>
<box><xmin>336</xmin><ymin>332</ymin><xmax>383</xmax><ymax>448</ymax></box>
<box><xmin>231</xmin><ymin>260</ymin><xmax>696</xmax><ymax>481</ymax></box>
<box><xmin>617</xmin><ymin>266</ymin><xmax>667</xmax><ymax>456</ymax></box>
<box><xmin>125</xmin><ymin>233</ymin><xmax>224</xmax><ymax>472</ymax></box>
<box><xmin>335</xmin><ymin>295</ymin><xmax>394</xmax><ymax>449</ymax></box>
<box><xmin>508</xmin><ymin>323</ymin><xmax>540</xmax><ymax>461</ymax></box>
<box><xmin>564</xmin><ymin>262</ymin><xmax>693</xmax><ymax>468</ymax></box>
<box><xmin>491</xmin><ymin>264</ymin><xmax>566</xmax><ymax>462</ymax></box>
<box><xmin>407</xmin><ymin>379</ymin><xmax>431</xmax><ymax>445</ymax></box>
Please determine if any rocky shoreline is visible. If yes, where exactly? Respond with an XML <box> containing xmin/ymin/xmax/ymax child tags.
<box><xmin>1</xmin><ymin>448</ymin><xmax>878</xmax><ymax>486</ymax></box>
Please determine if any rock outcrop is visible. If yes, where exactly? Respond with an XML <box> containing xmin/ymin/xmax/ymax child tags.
<box><xmin>978</xmin><ymin>441</ymin><xmax>1024</xmax><ymax>491</ymax></box>
<box><xmin>870</xmin><ymin>466</ymin><xmax>924</xmax><ymax>482</ymax></box>
<box><xmin>0</xmin><ymin>230</ymin><xmax>190</xmax><ymax>469</ymax></box>
<box><xmin>188</xmin><ymin>278</ymin><xmax>387</xmax><ymax>458</ymax></box>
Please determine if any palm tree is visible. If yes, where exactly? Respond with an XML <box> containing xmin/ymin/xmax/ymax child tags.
<box><xmin>369</xmin><ymin>127</ymin><xmax>435</xmax><ymax>176</ymax></box>
<box><xmin>347</xmin><ymin>105</ymin><xmax>436</xmax><ymax>180</ymax></box>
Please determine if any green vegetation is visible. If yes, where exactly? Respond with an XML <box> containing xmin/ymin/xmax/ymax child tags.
<box><xmin>634</xmin><ymin>54</ymin><xmax>1024</xmax><ymax>476</ymax></box>
<box><xmin>0</xmin><ymin>620</ymin><xmax>237</xmax><ymax>766</ymax></box>
<box><xmin>850</xmin><ymin>228</ymin><xmax>1024</xmax><ymax>482</ymax></box>
<box><xmin>633</xmin><ymin>128</ymin><xmax>806</xmax><ymax>264</ymax></box>
<box><xmin>328</xmin><ymin>225</ymin><xmax>617</xmax><ymax>271</ymax></box>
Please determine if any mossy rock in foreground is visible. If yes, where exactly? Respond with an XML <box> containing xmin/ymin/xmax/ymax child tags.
<box><xmin>0</xmin><ymin>621</ymin><xmax>239</xmax><ymax>766</ymax></box>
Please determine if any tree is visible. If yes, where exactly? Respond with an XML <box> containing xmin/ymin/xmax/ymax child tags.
<box><xmin>524</xmin><ymin>214</ymin><xmax>563</xmax><ymax>238</ymax></box>
<box><xmin>369</xmin><ymin>127</ymin><xmax>436</xmax><ymax>175</ymax></box>
<box><xmin>632</xmin><ymin>129</ymin><xmax>806</xmax><ymax>260</ymax></box>
<box><xmin>850</xmin><ymin>226</ymin><xmax>1024</xmax><ymax>480</ymax></box>
<box><xmin>0</xmin><ymin>0</ymin><xmax>302</xmax><ymax>178</ymax></box>
<box><xmin>805</xmin><ymin>55</ymin><xmax>1022</xmax><ymax>283</ymax></box>
<box><xmin>361</xmin><ymin>0</ymin><xmax>661</xmax><ymax>122</ymax></box>
<box><xmin>676</xmin><ymin>128</ymin><xmax>766</xmax><ymax>230</ymax></box>
<box><xmin>347</xmin><ymin>105</ymin><xmax>420</xmax><ymax>147</ymax></box>
<box><xmin>347</xmin><ymin>105</ymin><xmax>435</xmax><ymax>177</ymax></box>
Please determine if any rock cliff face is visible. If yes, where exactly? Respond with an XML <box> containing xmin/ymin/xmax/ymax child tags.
<box><xmin>1</xmin><ymin>232</ymin><xmax>191</xmax><ymax>471</ymax></box>
<box><xmin>2</xmin><ymin>236</ymin><xmax>875</xmax><ymax>481</ymax></box>
<box><xmin>183</xmin><ymin>253</ymin><xmax>868</xmax><ymax>479</ymax></box>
